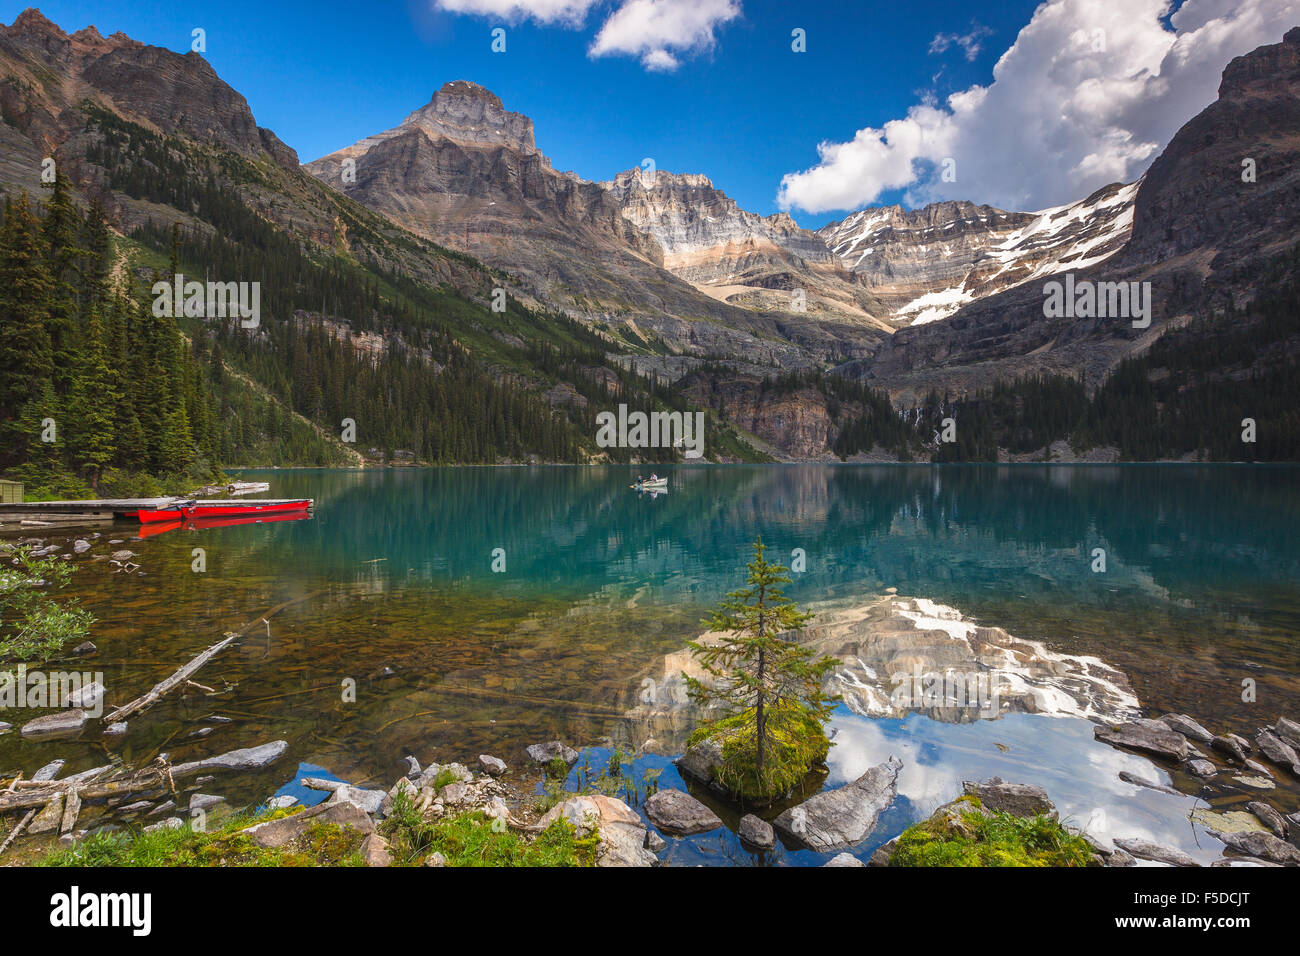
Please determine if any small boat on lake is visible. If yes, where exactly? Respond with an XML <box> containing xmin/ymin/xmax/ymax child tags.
<box><xmin>630</xmin><ymin>476</ymin><xmax>668</xmax><ymax>492</ymax></box>
<box><xmin>135</xmin><ymin>498</ymin><xmax>313</xmax><ymax>523</ymax></box>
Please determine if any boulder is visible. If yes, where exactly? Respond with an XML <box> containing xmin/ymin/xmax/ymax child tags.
<box><xmin>1185</xmin><ymin>758</ymin><xmax>1217</xmax><ymax>778</ymax></box>
<box><xmin>773</xmin><ymin>755</ymin><xmax>902</xmax><ymax>852</ymax></box>
<box><xmin>1113</xmin><ymin>838</ymin><xmax>1199</xmax><ymax>867</ymax></box>
<box><xmin>244</xmin><ymin>801</ymin><xmax>374</xmax><ymax>849</ymax></box>
<box><xmin>644</xmin><ymin>788</ymin><xmax>723</xmax><ymax>835</ymax></box>
<box><xmin>1159</xmin><ymin>713</ymin><xmax>1214</xmax><ymax>744</ymax></box>
<box><xmin>189</xmin><ymin>793</ymin><xmax>226</xmax><ymax>813</ymax></box>
<box><xmin>525</xmin><ymin>741</ymin><xmax>580</xmax><ymax>767</ymax></box>
<box><xmin>1094</xmin><ymin>720</ymin><xmax>1188</xmax><ymax>761</ymax></box>
<box><xmin>73</xmin><ymin>641</ymin><xmax>96</xmax><ymax>656</ymax></box>
<box><xmin>737</xmin><ymin>813</ymin><xmax>776</xmax><ymax>849</ymax></box>
<box><xmin>535</xmin><ymin>794</ymin><xmax>656</xmax><ymax>867</ymax></box>
<box><xmin>1106</xmin><ymin>848</ymin><xmax>1137</xmax><ymax>867</ymax></box>
<box><xmin>674</xmin><ymin>737</ymin><xmax>725</xmax><ymax>788</ymax></box>
<box><xmin>824</xmin><ymin>852</ymin><xmax>865</xmax><ymax>867</ymax></box>
<box><xmin>328</xmin><ymin>785</ymin><xmax>386</xmax><ymax>816</ymax></box>
<box><xmin>73</xmin><ymin>539</ymin><xmax>91</xmax><ymax>553</ymax></box>
<box><xmin>644</xmin><ymin>829</ymin><xmax>667</xmax><ymax>853</ymax></box>
<box><xmin>961</xmin><ymin>778</ymin><xmax>1057</xmax><ymax>818</ymax></box>
<box><xmin>478</xmin><ymin>754</ymin><xmax>508</xmax><ymax>776</ymax></box>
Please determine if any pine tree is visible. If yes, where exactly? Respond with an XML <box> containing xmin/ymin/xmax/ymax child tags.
<box><xmin>686</xmin><ymin>538</ymin><xmax>839</xmax><ymax>802</ymax></box>
<box><xmin>0</xmin><ymin>195</ymin><xmax>54</xmax><ymax>466</ymax></box>
<box><xmin>67</xmin><ymin>307</ymin><xmax>120</xmax><ymax>490</ymax></box>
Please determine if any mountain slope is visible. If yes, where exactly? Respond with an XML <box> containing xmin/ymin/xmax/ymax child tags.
<box><xmin>0</xmin><ymin>9</ymin><xmax>764</xmax><ymax>467</ymax></box>
<box><xmin>305</xmin><ymin>80</ymin><xmax>887</xmax><ymax>367</ymax></box>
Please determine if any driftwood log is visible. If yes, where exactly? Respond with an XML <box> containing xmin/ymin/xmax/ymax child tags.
<box><xmin>103</xmin><ymin>633</ymin><xmax>237</xmax><ymax>723</ymax></box>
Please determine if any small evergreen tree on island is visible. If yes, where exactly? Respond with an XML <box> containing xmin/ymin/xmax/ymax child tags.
<box><xmin>685</xmin><ymin>537</ymin><xmax>839</xmax><ymax>803</ymax></box>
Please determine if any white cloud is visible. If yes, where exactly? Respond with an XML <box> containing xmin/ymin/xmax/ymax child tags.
<box><xmin>433</xmin><ymin>0</ymin><xmax>741</xmax><ymax>71</ymax></box>
<box><xmin>589</xmin><ymin>0</ymin><xmax>742</xmax><ymax>71</ymax></box>
<box><xmin>929</xmin><ymin>23</ymin><xmax>993</xmax><ymax>61</ymax></box>
<box><xmin>433</xmin><ymin>0</ymin><xmax>601</xmax><ymax>26</ymax></box>
<box><xmin>779</xmin><ymin>0</ymin><xmax>1300</xmax><ymax>215</ymax></box>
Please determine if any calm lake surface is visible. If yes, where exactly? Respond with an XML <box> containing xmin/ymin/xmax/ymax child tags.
<box><xmin>4</xmin><ymin>464</ymin><xmax>1299</xmax><ymax>865</ymax></box>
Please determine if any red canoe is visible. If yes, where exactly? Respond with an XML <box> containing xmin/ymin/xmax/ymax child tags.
<box><xmin>137</xmin><ymin>511</ymin><xmax>311</xmax><ymax>538</ymax></box>
<box><xmin>136</xmin><ymin>498</ymin><xmax>313</xmax><ymax>523</ymax></box>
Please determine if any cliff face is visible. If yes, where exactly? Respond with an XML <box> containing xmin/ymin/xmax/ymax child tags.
<box><xmin>1119</xmin><ymin>26</ymin><xmax>1300</xmax><ymax>272</ymax></box>
<box><xmin>602</xmin><ymin>169</ymin><xmax>892</xmax><ymax>329</ymax></box>
<box><xmin>0</xmin><ymin>8</ymin><xmax>297</xmax><ymax>170</ymax></box>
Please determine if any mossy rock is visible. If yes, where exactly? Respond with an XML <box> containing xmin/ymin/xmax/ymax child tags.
<box><xmin>889</xmin><ymin>801</ymin><xmax>1091</xmax><ymax>867</ymax></box>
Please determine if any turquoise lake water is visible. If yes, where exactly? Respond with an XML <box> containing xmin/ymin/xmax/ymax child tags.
<box><xmin>3</xmin><ymin>464</ymin><xmax>1298</xmax><ymax>865</ymax></box>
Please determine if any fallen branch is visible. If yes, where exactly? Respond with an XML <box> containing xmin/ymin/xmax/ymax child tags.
<box><xmin>0</xmin><ymin>808</ymin><xmax>36</xmax><ymax>858</ymax></box>
<box><xmin>104</xmin><ymin>633</ymin><xmax>237</xmax><ymax>724</ymax></box>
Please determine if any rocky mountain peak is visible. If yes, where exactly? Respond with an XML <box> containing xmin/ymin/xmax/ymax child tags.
<box><xmin>400</xmin><ymin>79</ymin><xmax>536</xmax><ymax>153</ymax></box>
<box><xmin>1219</xmin><ymin>24</ymin><xmax>1300</xmax><ymax>99</ymax></box>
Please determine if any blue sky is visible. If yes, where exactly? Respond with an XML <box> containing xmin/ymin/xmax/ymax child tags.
<box><xmin>5</xmin><ymin>1</ymin><xmax>1291</xmax><ymax>225</ymax></box>
<box><xmin>4</xmin><ymin>0</ymin><xmax>1044</xmax><ymax>227</ymax></box>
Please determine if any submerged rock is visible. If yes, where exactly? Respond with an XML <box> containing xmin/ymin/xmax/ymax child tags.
<box><xmin>773</xmin><ymin>755</ymin><xmax>902</xmax><ymax>852</ymax></box>
<box><xmin>1185</xmin><ymin>758</ymin><xmax>1217</xmax><ymax>778</ymax></box>
<box><xmin>1094</xmin><ymin>720</ymin><xmax>1188</xmax><ymax>762</ymax></box>
<box><xmin>644</xmin><ymin>788</ymin><xmax>722</xmax><ymax>835</ymax></box>
<box><xmin>171</xmin><ymin>740</ymin><xmax>288</xmax><ymax>777</ymax></box>
<box><xmin>19</xmin><ymin>710</ymin><xmax>89</xmax><ymax>740</ymax></box>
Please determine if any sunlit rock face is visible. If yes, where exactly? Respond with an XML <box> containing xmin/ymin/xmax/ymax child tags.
<box><xmin>624</xmin><ymin>592</ymin><xmax>1138</xmax><ymax>751</ymax></box>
